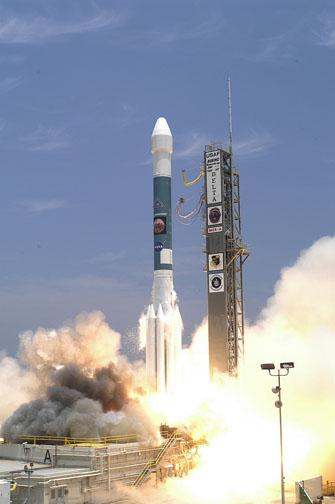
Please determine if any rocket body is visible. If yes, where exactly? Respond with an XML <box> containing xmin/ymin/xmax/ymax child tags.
<box><xmin>152</xmin><ymin>118</ymin><xmax>173</xmax><ymax>313</ymax></box>
<box><xmin>145</xmin><ymin>117</ymin><xmax>183</xmax><ymax>393</ymax></box>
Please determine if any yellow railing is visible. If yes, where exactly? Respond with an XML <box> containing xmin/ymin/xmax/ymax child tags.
<box><xmin>323</xmin><ymin>481</ymin><xmax>335</xmax><ymax>496</ymax></box>
<box><xmin>18</xmin><ymin>433</ymin><xmax>138</xmax><ymax>446</ymax></box>
<box><xmin>132</xmin><ymin>431</ymin><xmax>177</xmax><ymax>488</ymax></box>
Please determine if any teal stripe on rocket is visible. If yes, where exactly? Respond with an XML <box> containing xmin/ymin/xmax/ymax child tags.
<box><xmin>153</xmin><ymin>176</ymin><xmax>172</xmax><ymax>271</ymax></box>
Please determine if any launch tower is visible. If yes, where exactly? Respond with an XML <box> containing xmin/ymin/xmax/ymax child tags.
<box><xmin>176</xmin><ymin>79</ymin><xmax>249</xmax><ymax>378</ymax></box>
<box><xmin>204</xmin><ymin>80</ymin><xmax>249</xmax><ymax>377</ymax></box>
<box><xmin>204</xmin><ymin>141</ymin><xmax>249</xmax><ymax>378</ymax></box>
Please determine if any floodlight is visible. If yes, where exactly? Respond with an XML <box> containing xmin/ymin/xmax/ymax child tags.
<box><xmin>280</xmin><ymin>362</ymin><xmax>294</xmax><ymax>369</ymax></box>
<box><xmin>261</xmin><ymin>360</ymin><xmax>294</xmax><ymax>504</ymax></box>
<box><xmin>261</xmin><ymin>363</ymin><xmax>275</xmax><ymax>370</ymax></box>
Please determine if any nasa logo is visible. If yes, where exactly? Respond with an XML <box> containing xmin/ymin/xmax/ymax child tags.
<box><xmin>154</xmin><ymin>241</ymin><xmax>163</xmax><ymax>252</ymax></box>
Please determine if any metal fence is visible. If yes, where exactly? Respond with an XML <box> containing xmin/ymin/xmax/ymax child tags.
<box><xmin>323</xmin><ymin>481</ymin><xmax>335</xmax><ymax>496</ymax></box>
<box><xmin>16</xmin><ymin>433</ymin><xmax>139</xmax><ymax>446</ymax></box>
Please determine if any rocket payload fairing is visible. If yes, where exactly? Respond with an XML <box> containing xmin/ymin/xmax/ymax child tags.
<box><xmin>146</xmin><ymin>117</ymin><xmax>183</xmax><ymax>394</ymax></box>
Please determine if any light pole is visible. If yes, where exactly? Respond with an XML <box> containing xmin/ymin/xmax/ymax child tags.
<box><xmin>23</xmin><ymin>462</ymin><xmax>34</xmax><ymax>504</ymax></box>
<box><xmin>261</xmin><ymin>362</ymin><xmax>294</xmax><ymax>504</ymax></box>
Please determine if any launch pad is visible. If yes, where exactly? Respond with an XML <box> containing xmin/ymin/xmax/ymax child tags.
<box><xmin>0</xmin><ymin>431</ymin><xmax>200</xmax><ymax>503</ymax></box>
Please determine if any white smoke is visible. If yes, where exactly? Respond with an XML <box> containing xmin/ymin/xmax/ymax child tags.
<box><xmin>0</xmin><ymin>352</ymin><xmax>40</xmax><ymax>425</ymax></box>
<box><xmin>138</xmin><ymin>312</ymin><xmax>147</xmax><ymax>350</ymax></box>
<box><xmin>134</xmin><ymin>235</ymin><xmax>335</xmax><ymax>503</ymax></box>
<box><xmin>243</xmin><ymin>235</ymin><xmax>335</xmax><ymax>480</ymax></box>
<box><xmin>18</xmin><ymin>310</ymin><xmax>122</xmax><ymax>379</ymax></box>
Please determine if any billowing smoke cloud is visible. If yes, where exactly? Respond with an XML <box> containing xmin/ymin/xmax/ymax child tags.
<box><xmin>0</xmin><ymin>311</ymin><xmax>123</xmax><ymax>424</ymax></box>
<box><xmin>54</xmin><ymin>363</ymin><xmax>132</xmax><ymax>412</ymax></box>
<box><xmin>0</xmin><ymin>311</ymin><xmax>158</xmax><ymax>442</ymax></box>
<box><xmin>135</xmin><ymin>235</ymin><xmax>335</xmax><ymax>503</ymax></box>
<box><xmin>242</xmin><ymin>235</ymin><xmax>335</xmax><ymax>480</ymax></box>
<box><xmin>1</xmin><ymin>362</ymin><xmax>155</xmax><ymax>440</ymax></box>
<box><xmin>0</xmin><ymin>352</ymin><xmax>41</xmax><ymax>427</ymax></box>
<box><xmin>18</xmin><ymin>310</ymin><xmax>122</xmax><ymax>381</ymax></box>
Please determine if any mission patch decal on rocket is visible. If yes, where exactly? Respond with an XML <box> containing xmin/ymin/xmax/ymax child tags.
<box><xmin>154</xmin><ymin>216</ymin><xmax>166</xmax><ymax>234</ymax></box>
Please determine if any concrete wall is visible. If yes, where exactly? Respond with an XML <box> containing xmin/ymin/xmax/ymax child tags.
<box><xmin>0</xmin><ymin>440</ymin><xmax>196</xmax><ymax>503</ymax></box>
<box><xmin>11</xmin><ymin>477</ymin><xmax>87</xmax><ymax>504</ymax></box>
<box><xmin>0</xmin><ymin>443</ymin><xmax>94</xmax><ymax>469</ymax></box>
<box><xmin>295</xmin><ymin>476</ymin><xmax>323</xmax><ymax>503</ymax></box>
<box><xmin>0</xmin><ymin>481</ymin><xmax>10</xmax><ymax>504</ymax></box>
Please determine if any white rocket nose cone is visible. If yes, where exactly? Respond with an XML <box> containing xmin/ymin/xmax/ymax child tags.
<box><xmin>152</xmin><ymin>117</ymin><xmax>172</xmax><ymax>137</ymax></box>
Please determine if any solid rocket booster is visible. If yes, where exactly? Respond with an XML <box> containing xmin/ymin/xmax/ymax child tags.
<box><xmin>145</xmin><ymin>117</ymin><xmax>183</xmax><ymax>393</ymax></box>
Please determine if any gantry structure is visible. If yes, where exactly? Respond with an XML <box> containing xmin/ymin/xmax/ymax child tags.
<box><xmin>203</xmin><ymin>142</ymin><xmax>249</xmax><ymax>377</ymax></box>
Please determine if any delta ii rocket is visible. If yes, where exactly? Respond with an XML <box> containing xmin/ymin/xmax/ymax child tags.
<box><xmin>145</xmin><ymin>117</ymin><xmax>183</xmax><ymax>394</ymax></box>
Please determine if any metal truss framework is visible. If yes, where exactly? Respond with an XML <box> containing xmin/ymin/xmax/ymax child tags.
<box><xmin>205</xmin><ymin>144</ymin><xmax>250</xmax><ymax>376</ymax></box>
<box><xmin>223</xmin><ymin>148</ymin><xmax>250</xmax><ymax>374</ymax></box>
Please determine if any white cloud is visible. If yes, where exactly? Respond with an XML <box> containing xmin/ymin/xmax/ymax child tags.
<box><xmin>174</xmin><ymin>133</ymin><xmax>208</xmax><ymax>160</ymax></box>
<box><xmin>83</xmin><ymin>251</ymin><xmax>126</xmax><ymax>264</ymax></box>
<box><xmin>247</xmin><ymin>33</ymin><xmax>295</xmax><ymax>63</ymax></box>
<box><xmin>140</xmin><ymin>129</ymin><xmax>273</xmax><ymax>165</ymax></box>
<box><xmin>21</xmin><ymin>126</ymin><xmax>69</xmax><ymax>151</ymax></box>
<box><xmin>139</xmin><ymin>132</ymin><xmax>208</xmax><ymax>166</ymax></box>
<box><xmin>0</xmin><ymin>76</ymin><xmax>21</xmax><ymax>92</ymax></box>
<box><xmin>0</xmin><ymin>54</ymin><xmax>24</xmax><ymax>64</ymax></box>
<box><xmin>151</xmin><ymin>22</ymin><xmax>220</xmax><ymax>44</ymax></box>
<box><xmin>251</xmin><ymin>36</ymin><xmax>282</xmax><ymax>61</ymax></box>
<box><xmin>0</xmin><ymin>10</ymin><xmax>126</xmax><ymax>44</ymax></box>
<box><xmin>234</xmin><ymin>131</ymin><xmax>274</xmax><ymax>157</ymax></box>
<box><xmin>245</xmin><ymin>17</ymin><xmax>313</xmax><ymax>64</ymax></box>
<box><xmin>110</xmin><ymin>104</ymin><xmax>138</xmax><ymax>129</ymax></box>
<box><xmin>23</xmin><ymin>200</ymin><xmax>66</xmax><ymax>213</ymax></box>
<box><xmin>131</xmin><ymin>13</ymin><xmax>223</xmax><ymax>46</ymax></box>
<box><xmin>316</xmin><ymin>15</ymin><xmax>335</xmax><ymax>47</ymax></box>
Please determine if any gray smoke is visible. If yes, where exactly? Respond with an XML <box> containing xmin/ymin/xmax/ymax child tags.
<box><xmin>54</xmin><ymin>362</ymin><xmax>133</xmax><ymax>412</ymax></box>
<box><xmin>1</xmin><ymin>362</ymin><xmax>154</xmax><ymax>441</ymax></box>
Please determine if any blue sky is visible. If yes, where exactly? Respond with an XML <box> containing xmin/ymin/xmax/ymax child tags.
<box><xmin>0</xmin><ymin>0</ymin><xmax>334</xmax><ymax>358</ymax></box>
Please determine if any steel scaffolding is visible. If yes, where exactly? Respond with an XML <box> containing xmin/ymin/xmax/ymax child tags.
<box><xmin>204</xmin><ymin>144</ymin><xmax>249</xmax><ymax>376</ymax></box>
